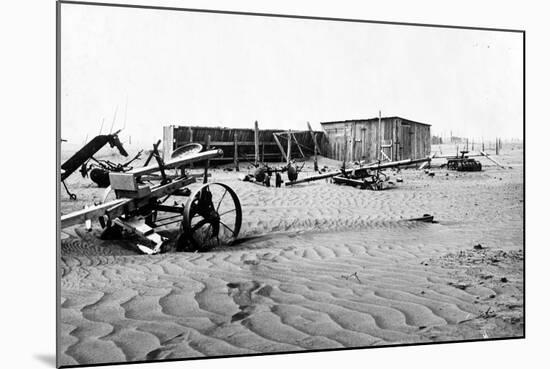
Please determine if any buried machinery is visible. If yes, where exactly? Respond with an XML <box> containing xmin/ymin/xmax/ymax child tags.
<box><xmin>61</xmin><ymin>143</ymin><xmax>242</xmax><ymax>254</ymax></box>
<box><xmin>285</xmin><ymin>157</ymin><xmax>433</xmax><ymax>189</ymax></box>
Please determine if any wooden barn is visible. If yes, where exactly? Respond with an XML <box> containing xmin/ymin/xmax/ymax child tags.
<box><xmin>162</xmin><ymin>123</ymin><xmax>324</xmax><ymax>165</ymax></box>
<box><xmin>320</xmin><ymin>116</ymin><xmax>431</xmax><ymax>163</ymax></box>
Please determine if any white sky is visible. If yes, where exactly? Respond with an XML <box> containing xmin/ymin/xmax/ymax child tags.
<box><xmin>60</xmin><ymin>3</ymin><xmax>523</xmax><ymax>146</ymax></box>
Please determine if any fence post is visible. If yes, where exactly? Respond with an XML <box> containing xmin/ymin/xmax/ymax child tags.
<box><xmin>233</xmin><ymin>132</ymin><xmax>239</xmax><ymax>171</ymax></box>
<box><xmin>254</xmin><ymin>121</ymin><xmax>259</xmax><ymax>165</ymax></box>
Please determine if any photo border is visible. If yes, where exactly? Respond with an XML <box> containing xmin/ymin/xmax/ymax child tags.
<box><xmin>56</xmin><ymin>1</ymin><xmax>526</xmax><ymax>367</ymax></box>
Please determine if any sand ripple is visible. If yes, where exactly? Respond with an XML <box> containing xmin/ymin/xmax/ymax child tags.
<box><xmin>60</xmin><ymin>158</ymin><xmax>523</xmax><ymax>366</ymax></box>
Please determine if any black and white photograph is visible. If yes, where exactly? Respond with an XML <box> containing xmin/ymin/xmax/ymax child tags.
<box><xmin>55</xmin><ymin>1</ymin><xmax>525</xmax><ymax>367</ymax></box>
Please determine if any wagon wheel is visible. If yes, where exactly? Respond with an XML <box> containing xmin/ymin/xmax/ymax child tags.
<box><xmin>177</xmin><ymin>183</ymin><xmax>242</xmax><ymax>252</ymax></box>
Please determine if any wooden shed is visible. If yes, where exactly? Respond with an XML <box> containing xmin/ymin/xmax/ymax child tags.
<box><xmin>320</xmin><ymin>116</ymin><xmax>431</xmax><ymax>163</ymax></box>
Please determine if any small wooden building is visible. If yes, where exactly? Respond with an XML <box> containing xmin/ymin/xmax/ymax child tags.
<box><xmin>320</xmin><ymin>116</ymin><xmax>431</xmax><ymax>163</ymax></box>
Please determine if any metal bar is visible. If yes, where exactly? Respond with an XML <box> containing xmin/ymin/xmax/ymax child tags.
<box><xmin>153</xmin><ymin>219</ymin><xmax>183</xmax><ymax>228</ymax></box>
<box><xmin>418</xmin><ymin>153</ymin><xmax>435</xmax><ymax>170</ymax></box>
<box><xmin>128</xmin><ymin>149</ymin><xmax>223</xmax><ymax>177</ymax></box>
<box><xmin>285</xmin><ymin>156</ymin><xmax>431</xmax><ymax>186</ymax></box>
<box><xmin>144</xmin><ymin>139</ymin><xmax>161</xmax><ymax>166</ymax></box>
<box><xmin>480</xmin><ymin>151</ymin><xmax>507</xmax><ymax>169</ymax></box>
<box><xmin>152</xmin><ymin>205</ymin><xmax>184</xmax><ymax>213</ymax></box>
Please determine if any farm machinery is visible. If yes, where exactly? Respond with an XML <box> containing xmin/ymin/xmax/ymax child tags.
<box><xmin>445</xmin><ymin>150</ymin><xmax>482</xmax><ymax>172</ymax></box>
<box><xmin>243</xmin><ymin>161</ymin><xmax>304</xmax><ymax>187</ymax></box>
<box><xmin>61</xmin><ymin>143</ymin><xmax>242</xmax><ymax>254</ymax></box>
<box><xmin>61</xmin><ymin>130</ymin><xmax>130</xmax><ymax>199</ymax></box>
<box><xmin>285</xmin><ymin>157</ymin><xmax>432</xmax><ymax>189</ymax></box>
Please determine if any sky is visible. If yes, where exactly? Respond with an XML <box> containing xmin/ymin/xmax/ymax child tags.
<box><xmin>60</xmin><ymin>3</ymin><xmax>523</xmax><ymax>147</ymax></box>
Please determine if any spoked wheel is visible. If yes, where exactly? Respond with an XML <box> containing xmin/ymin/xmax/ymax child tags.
<box><xmin>178</xmin><ymin>183</ymin><xmax>242</xmax><ymax>252</ymax></box>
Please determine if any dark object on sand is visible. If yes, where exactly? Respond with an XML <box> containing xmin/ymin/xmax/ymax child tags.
<box><xmin>407</xmin><ymin>214</ymin><xmax>435</xmax><ymax>223</ymax></box>
<box><xmin>333</xmin><ymin>167</ymin><xmax>394</xmax><ymax>190</ymax></box>
<box><xmin>447</xmin><ymin>151</ymin><xmax>482</xmax><ymax>172</ymax></box>
<box><xmin>246</xmin><ymin>161</ymin><xmax>303</xmax><ymax>186</ymax></box>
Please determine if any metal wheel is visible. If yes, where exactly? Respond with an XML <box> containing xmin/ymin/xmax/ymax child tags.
<box><xmin>178</xmin><ymin>183</ymin><xmax>242</xmax><ymax>252</ymax></box>
<box><xmin>171</xmin><ymin>143</ymin><xmax>204</xmax><ymax>159</ymax></box>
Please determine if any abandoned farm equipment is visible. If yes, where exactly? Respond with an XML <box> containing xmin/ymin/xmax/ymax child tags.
<box><xmin>243</xmin><ymin>161</ymin><xmax>304</xmax><ymax>187</ymax></box>
<box><xmin>444</xmin><ymin>150</ymin><xmax>482</xmax><ymax>172</ymax></box>
<box><xmin>434</xmin><ymin>150</ymin><xmax>510</xmax><ymax>171</ymax></box>
<box><xmin>80</xmin><ymin>150</ymin><xmax>143</xmax><ymax>187</ymax></box>
<box><xmin>333</xmin><ymin>167</ymin><xmax>394</xmax><ymax>190</ymax></box>
<box><xmin>285</xmin><ymin>156</ymin><xmax>432</xmax><ymax>188</ymax></box>
<box><xmin>61</xmin><ymin>144</ymin><xmax>242</xmax><ymax>254</ymax></box>
<box><xmin>61</xmin><ymin>130</ymin><xmax>128</xmax><ymax>199</ymax></box>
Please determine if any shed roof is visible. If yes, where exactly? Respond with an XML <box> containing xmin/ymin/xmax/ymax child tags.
<box><xmin>320</xmin><ymin>116</ymin><xmax>431</xmax><ymax>127</ymax></box>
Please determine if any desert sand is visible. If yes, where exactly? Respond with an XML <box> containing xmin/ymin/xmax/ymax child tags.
<box><xmin>58</xmin><ymin>144</ymin><xmax>523</xmax><ymax>366</ymax></box>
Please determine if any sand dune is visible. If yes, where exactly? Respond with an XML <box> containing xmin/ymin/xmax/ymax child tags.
<box><xmin>59</xmin><ymin>146</ymin><xmax>523</xmax><ymax>366</ymax></box>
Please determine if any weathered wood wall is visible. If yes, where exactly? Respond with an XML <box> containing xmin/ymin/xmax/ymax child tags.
<box><xmin>163</xmin><ymin>125</ymin><xmax>326</xmax><ymax>163</ymax></box>
<box><xmin>321</xmin><ymin>117</ymin><xmax>431</xmax><ymax>163</ymax></box>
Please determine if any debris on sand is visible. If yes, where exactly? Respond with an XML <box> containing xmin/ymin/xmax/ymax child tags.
<box><xmin>341</xmin><ymin>272</ymin><xmax>362</xmax><ymax>283</ymax></box>
<box><xmin>407</xmin><ymin>214</ymin><xmax>435</xmax><ymax>223</ymax></box>
<box><xmin>418</xmin><ymin>247</ymin><xmax>523</xmax><ymax>341</ymax></box>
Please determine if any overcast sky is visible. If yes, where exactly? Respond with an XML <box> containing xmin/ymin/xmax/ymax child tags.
<box><xmin>60</xmin><ymin>3</ymin><xmax>523</xmax><ymax>146</ymax></box>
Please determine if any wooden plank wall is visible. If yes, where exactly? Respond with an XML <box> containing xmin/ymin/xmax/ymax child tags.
<box><xmin>322</xmin><ymin>118</ymin><xmax>431</xmax><ymax>162</ymax></box>
<box><xmin>168</xmin><ymin>125</ymin><xmax>325</xmax><ymax>163</ymax></box>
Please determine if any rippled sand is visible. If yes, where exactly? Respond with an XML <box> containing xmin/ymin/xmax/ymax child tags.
<box><xmin>59</xmin><ymin>145</ymin><xmax>524</xmax><ymax>366</ymax></box>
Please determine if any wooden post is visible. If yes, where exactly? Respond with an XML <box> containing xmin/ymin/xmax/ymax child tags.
<box><xmin>162</xmin><ymin>125</ymin><xmax>174</xmax><ymax>160</ymax></box>
<box><xmin>482</xmin><ymin>139</ymin><xmax>485</xmax><ymax>152</ymax></box>
<box><xmin>233</xmin><ymin>132</ymin><xmax>239</xmax><ymax>171</ymax></box>
<box><xmin>188</xmin><ymin>127</ymin><xmax>194</xmax><ymax>168</ymax></box>
<box><xmin>273</xmin><ymin>133</ymin><xmax>288</xmax><ymax>163</ymax></box>
<box><xmin>351</xmin><ymin>122</ymin><xmax>356</xmax><ymax>162</ymax></box>
<box><xmin>203</xmin><ymin>135</ymin><xmax>210</xmax><ymax>184</ymax></box>
<box><xmin>307</xmin><ymin>122</ymin><xmax>319</xmax><ymax>171</ymax></box>
<box><xmin>378</xmin><ymin>111</ymin><xmax>382</xmax><ymax>161</ymax></box>
<box><xmin>496</xmin><ymin>138</ymin><xmax>499</xmax><ymax>155</ymax></box>
<box><xmin>254</xmin><ymin>121</ymin><xmax>259</xmax><ymax>165</ymax></box>
<box><xmin>343</xmin><ymin>126</ymin><xmax>348</xmax><ymax>169</ymax></box>
<box><xmin>286</xmin><ymin>129</ymin><xmax>292</xmax><ymax>165</ymax></box>
<box><xmin>291</xmin><ymin>132</ymin><xmax>305</xmax><ymax>159</ymax></box>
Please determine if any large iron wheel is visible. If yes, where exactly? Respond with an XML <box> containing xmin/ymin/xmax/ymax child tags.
<box><xmin>178</xmin><ymin>183</ymin><xmax>242</xmax><ymax>252</ymax></box>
